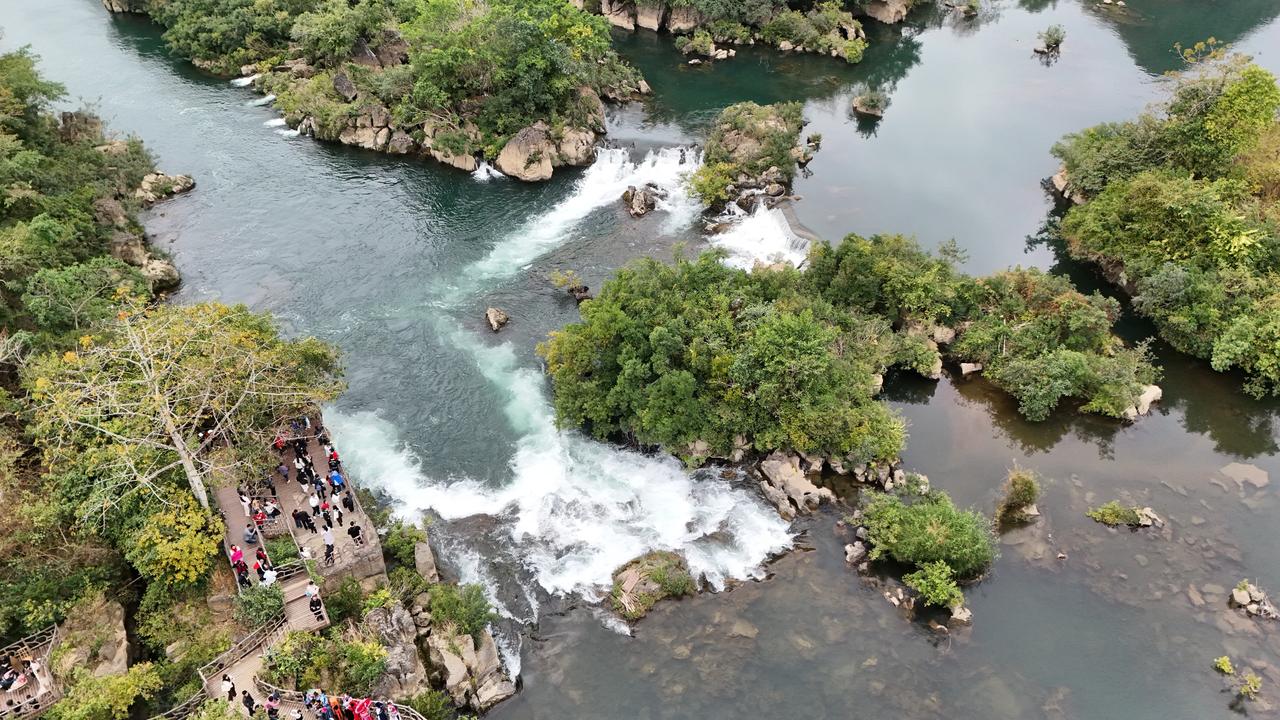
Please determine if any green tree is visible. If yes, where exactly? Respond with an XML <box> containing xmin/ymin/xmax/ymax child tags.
<box><xmin>47</xmin><ymin>664</ymin><xmax>163</xmax><ymax>720</ymax></box>
<box><xmin>25</xmin><ymin>302</ymin><xmax>343</xmax><ymax>513</ymax></box>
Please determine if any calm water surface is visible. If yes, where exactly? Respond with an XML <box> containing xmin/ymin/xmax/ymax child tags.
<box><xmin>4</xmin><ymin>0</ymin><xmax>1280</xmax><ymax>717</ymax></box>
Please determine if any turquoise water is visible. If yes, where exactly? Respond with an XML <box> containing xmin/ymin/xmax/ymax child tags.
<box><xmin>3</xmin><ymin>0</ymin><xmax>1280</xmax><ymax>716</ymax></box>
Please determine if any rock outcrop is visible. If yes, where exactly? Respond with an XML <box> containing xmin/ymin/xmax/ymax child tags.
<box><xmin>414</xmin><ymin>540</ymin><xmax>441</xmax><ymax>583</ymax></box>
<box><xmin>610</xmin><ymin>551</ymin><xmax>694</xmax><ymax>620</ymax></box>
<box><xmin>424</xmin><ymin>627</ymin><xmax>517</xmax><ymax>711</ymax></box>
<box><xmin>621</xmin><ymin>183</ymin><xmax>667</xmax><ymax>217</ymax></box>
<box><xmin>100</xmin><ymin>0</ymin><xmax>147</xmax><ymax>12</ymax></box>
<box><xmin>758</xmin><ymin>451</ymin><xmax>835</xmax><ymax>519</ymax></box>
<box><xmin>860</xmin><ymin>0</ymin><xmax>912</xmax><ymax>24</ymax></box>
<box><xmin>494</xmin><ymin>121</ymin><xmax>599</xmax><ymax>182</ymax></box>
<box><xmin>601</xmin><ymin>0</ymin><xmax>637</xmax><ymax>29</ymax></box>
<box><xmin>53</xmin><ymin>594</ymin><xmax>130</xmax><ymax>679</ymax></box>
<box><xmin>1050</xmin><ymin>166</ymin><xmax>1087</xmax><ymax>205</ymax></box>
<box><xmin>135</xmin><ymin>172</ymin><xmax>195</xmax><ymax>205</ymax></box>
<box><xmin>365</xmin><ymin>602</ymin><xmax>431</xmax><ymax>699</ymax></box>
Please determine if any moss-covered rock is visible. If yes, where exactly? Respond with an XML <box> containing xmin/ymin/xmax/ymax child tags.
<box><xmin>610</xmin><ymin>551</ymin><xmax>695</xmax><ymax>620</ymax></box>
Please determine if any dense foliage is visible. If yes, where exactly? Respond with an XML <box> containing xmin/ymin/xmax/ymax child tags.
<box><xmin>1054</xmin><ymin>56</ymin><xmax>1280</xmax><ymax>396</ymax></box>
<box><xmin>996</xmin><ymin>467</ymin><xmax>1040</xmax><ymax>525</ymax></box>
<box><xmin>902</xmin><ymin>560</ymin><xmax>963</xmax><ymax>607</ymax></box>
<box><xmin>862</xmin><ymin>490</ymin><xmax>997</xmax><ymax>579</ymax></box>
<box><xmin>539</xmin><ymin>251</ymin><xmax>906</xmax><ymax>462</ymax></box>
<box><xmin>542</xmin><ymin>232</ymin><xmax>1156</xmax><ymax>464</ymax></box>
<box><xmin>261</xmin><ymin>630</ymin><xmax>388</xmax><ymax>696</ymax></box>
<box><xmin>805</xmin><ymin>235</ymin><xmax>1159</xmax><ymax>421</ymax></box>
<box><xmin>47</xmin><ymin>665</ymin><xmax>163</xmax><ymax>720</ymax></box>
<box><xmin>0</xmin><ymin>48</ymin><xmax>169</xmax><ymax>643</ymax></box>
<box><xmin>139</xmin><ymin>0</ymin><xmax>643</xmax><ymax>158</ymax></box>
<box><xmin>429</xmin><ymin>583</ymin><xmax>496</xmax><ymax>639</ymax></box>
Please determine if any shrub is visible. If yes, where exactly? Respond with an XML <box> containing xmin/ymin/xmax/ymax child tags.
<box><xmin>1238</xmin><ymin>671</ymin><xmax>1263</xmax><ymax>699</ymax></box>
<box><xmin>233</xmin><ymin>583</ymin><xmax>284</xmax><ymax>627</ymax></box>
<box><xmin>862</xmin><ymin>490</ymin><xmax>997</xmax><ymax>579</ymax></box>
<box><xmin>681</xmin><ymin>30</ymin><xmax>716</xmax><ymax>56</ymax></box>
<box><xmin>1038</xmin><ymin>24</ymin><xmax>1065</xmax><ymax>50</ymax></box>
<box><xmin>381</xmin><ymin>519</ymin><xmax>427</xmax><ymax>568</ymax></box>
<box><xmin>46</xmin><ymin>665</ymin><xmax>163</xmax><ymax>720</ymax></box>
<box><xmin>325</xmin><ymin>576</ymin><xmax>365</xmax><ymax>625</ymax></box>
<box><xmin>1215</xmin><ymin>655</ymin><xmax>1236</xmax><ymax>675</ymax></box>
<box><xmin>1085</xmin><ymin>500</ymin><xmax>1141</xmax><ymax>526</ymax></box>
<box><xmin>997</xmin><ymin>467</ymin><xmax>1040</xmax><ymax>525</ymax></box>
<box><xmin>707</xmin><ymin>20</ymin><xmax>750</xmax><ymax>44</ymax></box>
<box><xmin>264</xmin><ymin>535</ymin><xmax>300</xmax><ymax>564</ymax></box>
<box><xmin>402</xmin><ymin>691</ymin><xmax>454</xmax><ymax>720</ymax></box>
<box><xmin>429</xmin><ymin>584</ymin><xmax>496</xmax><ymax>638</ymax></box>
<box><xmin>903</xmin><ymin>560</ymin><xmax>963</xmax><ymax>607</ymax></box>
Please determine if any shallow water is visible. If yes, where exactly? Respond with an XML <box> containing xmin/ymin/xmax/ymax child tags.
<box><xmin>4</xmin><ymin>0</ymin><xmax>1280</xmax><ymax>717</ymax></box>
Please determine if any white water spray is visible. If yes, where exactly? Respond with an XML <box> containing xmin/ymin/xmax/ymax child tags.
<box><xmin>230</xmin><ymin>73</ymin><xmax>259</xmax><ymax>87</ymax></box>
<box><xmin>471</xmin><ymin>162</ymin><xmax>505</xmax><ymax>182</ymax></box>
<box><xmin>461</xmin><ymin>147</ymin><xmax>702</xmax><ymax>288</ymax></box>
<box><xmin>249</xmin><ymin>94</ymin><xmax>276</xmax><ymax>107</ymax></box>
<box><xmin>263</xmin><ymin>117</ymin><xmax>287</xmax><ymax>127</ymax></box>
<box><xmin>327</xmin><ymin>333</ymin><xmax>792</xmax><ymax>599</ymax></box>
<box><xmin>707</xmin><ymin>204</ymin><xmax>810</xmax><ymax>269</ymax></box>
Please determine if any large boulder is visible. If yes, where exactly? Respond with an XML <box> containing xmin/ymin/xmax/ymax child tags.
<box><xmin>758</xmin><ymin>451</ymin><xmax>834</xmax><ymax>518</ymax></box>
<box><xmin>635</xmin><ymin>0</ymin><xmax>666</xmax><ymax>31</ymax></box>
<box><xmin>332</xmin><ymin>71</ymin><xmax>359</xmax><ymax>102</ymax></box>
<box><xmin>429</xmin><ymin>148</ymin><xmax>479</xmax><ymax>173</ymax></box>
<box><xmin>135</xmin><ymin>172</ymin><xmax>195</xmax><ymax>205</ymax></box>
<box><xmin>386</xmin><ymin>130</ymin><xmax>416</xmax><ymax>155</ymax></box>
<box><xmin>109</xmin><ymin>230</ymin><xmax>149</xmax><ymax>267</ymax></box>
<box><xmin>365</xmin><ymin>602</ymin><xmax>431</xmax><ymax>699</ymax></box>
<box><xmin>470</xmin><ymin>630</ymin><xmax>516</xmax><ymax>710</ymax></box>
<box><xmin>101</xmin><ymin>0</ymin><xmax>147</xmax><ymax>13</ymax></box>
<box><xmin>666</xmin><ymin>5</ymin><xmax>702</xmax><ymax>32</ymax></box>
<box><xmin>485</xmin><ymin>307</ymin><xmax>510</xmax><ymax>332</ymax></box>
<box><xmin>1121</xmin><ymin>384</ymin><xmax>1162</xmax><ymax>420</ymax></box>
<box><xmin>53</xmin><ymin>594</ymin><xmax>130</xmax><ymax>679</ymax></box>
<box><xmin>861</xmin><ymin>0</ymin><xmax>911</xmax><ymax>23</ymax></box>
<box><xmin>495</xmin><ymin>122</ymin><xmax>556</xmax><ymax>182</ymax></box>
<box><xmin>556</xmin><ymin>127</ymin><xmax>597</xmax><ymax>167</ymax></box>
<box><xmin>373</xmin><ymin>29</ymin><xmax>410</xmax><ymax>67</ymax></box>
<box><xmin>426</xmin><ymin>632</ymin><xmax>474</xmax><ymax>707</ymax></box>
<box><xmin>142</xmin><ymin>257</ymin><xmax>181</xmax><ymax>291</ymax></box>
<box><xmin>621</xmin><ymin>184</ymin><xmax>666</xmax><ymax>217</ymax></box>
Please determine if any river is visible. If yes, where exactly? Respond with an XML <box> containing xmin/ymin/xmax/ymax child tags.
<box><xmin>4</xmin><ymin>0</ymin><xmax>1280</xmax><ymax>717</ymax></box>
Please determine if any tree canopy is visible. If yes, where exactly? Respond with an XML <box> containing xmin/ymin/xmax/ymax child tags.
<box><xmin>1054</xmin><ymin>55</ymin><xmax>1280</xmax><ymax>396</ymax></box>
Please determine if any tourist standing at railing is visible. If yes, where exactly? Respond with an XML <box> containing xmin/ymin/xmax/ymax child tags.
<box><xmin>230</xmin><ymin>545</ymin><xmax>244</xmax><ymax>565</ymax></box>
<box><xmin>239</xmin><ymin>492</ymin><xmax>252</xmax><ymax>518</ymax></box>
<box><xmin>244</xmin><ymin>523</ymin><xmax>259</xmax><ymax>545</ymax></box>
<box><xmin>256</xmin><ymin>546</ymin><xmax>271</xmax><ymax>570</ymax></box>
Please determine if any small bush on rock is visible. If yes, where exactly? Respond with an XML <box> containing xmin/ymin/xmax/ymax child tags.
<box><xmin>862</xmin><ymin>490</ymin><xmax>997</xmax><ymax>579</ymax></box>
<box><xmin>903</xmin><ymin>560</ymin><xmax>963</xmax><ymax>607</ymax></box>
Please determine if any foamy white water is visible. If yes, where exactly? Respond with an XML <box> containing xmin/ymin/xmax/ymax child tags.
<box><xmin>276</xmin><ymin>128</ymin><xmax>301</xmax><ymax>138</ymax></box>
<box><xmin>471</xmin><ymin>162</ymin><xmax>505</xmax><ymax>182</ymax></box>
<box><xmin>250</xmin><ymin>94</ymin><xmax>276</xmax><ymax>106</ymax></box>
<box><xmin>462</xmin><ymin>147</ymin><xmax>702</xmax><ymax>287</ymax></box>
<box><xmin>708</xmin><ymin>205</ymin><xmax>810</xmax><ymax>269</ymax></box>
<box><xmin>263</xmin><ymin>117</ymin><xmax>287</xmax><ymax>127</ymax></box>
<box><xmin>327</xmin><ymin>332</ymin><xmax>792</xmax><ymax>599</ymax></box>
<box><xmin>230</xmin><ymin>73</ymin><xmax>259</xmax><ymax>87</ymax></box>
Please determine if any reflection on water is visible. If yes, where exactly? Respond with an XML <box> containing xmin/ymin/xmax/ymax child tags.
<box><xmin>5</xmin><ymin>0</ymin><xmax>1280</xmax><ymax>718</ymax></box>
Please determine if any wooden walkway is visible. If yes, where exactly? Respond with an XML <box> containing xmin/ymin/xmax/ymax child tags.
<box><xmin>160</xmin><ymin>422</ymin><xmax>394</xmax><ymax>719</ymax></box>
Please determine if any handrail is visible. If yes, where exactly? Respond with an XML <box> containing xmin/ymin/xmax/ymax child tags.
<box><xmin>0</xmin><ymin>625</ymin><xmax>58</xmax><ymax>659</ymax></box>
<box><xmin>197</xmin><ymin>612</ymin><xmax>287</xmax><ymax>686</ymax></box>
<box><xmin>146</xmin><ymin>688</ymin><xmax>209</xmax><ymax>720</ymax></box>
<box><xmin>250</xmin><ymin>675</ymin><xmax>430</xmax><ymax>720</ymax></box>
